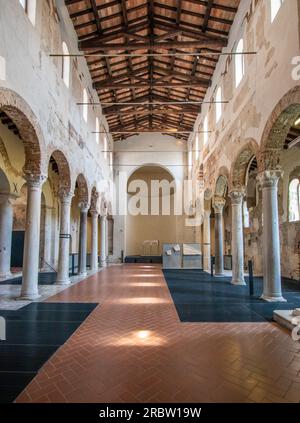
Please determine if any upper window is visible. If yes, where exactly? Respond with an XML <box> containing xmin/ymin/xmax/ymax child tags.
<box><xmin>104</xmin><ymin>135</ymin><xmax>108</xmax><ymax>160</ymax></box>
<box><xmin>235</xmin><ymin>39</ymin><xmax>244</xmax><ymax>88</ymax></box>
<box><xmin>82</xmin><ymin>89</ymin><xmax>88</xmax><ymax>122</ymax></box>
<box><xmin>289</xmin><ymin>178</ymin><xmax>300</xmax><ymax>222</ymax></box>
<box><xmin>62</xmin><ymin>42</ymin><xmax>70</xmax><ymax>88</ymax></box>
<box><xmin>95</xmin><ymin>118</ymin><xmax>100</xmax><ymax>144</ymax></box>
<box><xmin>271</xmin><ymin>0</ymin><xmax>284</xmax><ymax>22</ymax></box>
<box><xmin>195</xmin><ymin>134</ymin><xmax>199</xmax><ymax>161</ymax></box>
<box><xmin>216</xmin><ymin>87</ymin><xmax>222</xmax><ymax>123</ymax></box>
<box><xmin>19</xmin><ymin>0</ymin><xmax>36</xmax><ymax>25</ymax></box>
<box><xmin>203</xmin><ymin>116</ymin><xmax>208</xmax><ymax>145</ymax></box>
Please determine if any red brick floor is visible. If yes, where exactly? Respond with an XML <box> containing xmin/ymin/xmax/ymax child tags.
<box><xmin>16</xmin><ymin>264</ymin><xmax>300</xmax><ymax>403</ymax></box>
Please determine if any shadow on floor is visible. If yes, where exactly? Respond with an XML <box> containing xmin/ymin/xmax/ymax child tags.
<box><xmin>163</xmin><ymin>269</ymin><xmax>300</xmax><ymax>323</ymax></box>
<box><xmin>0</xmin><ymin>302</ymin><xmax>98</xmax><ymax>403</ymax></box>
<box><xmin>0</xmin><ymin>272</ymin><xmax>75</xmax><ymax>285</ymax></box>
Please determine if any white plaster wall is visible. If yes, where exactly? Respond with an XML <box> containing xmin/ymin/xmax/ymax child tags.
<box><xmin>0</xmin><ymin>0</ymin><xmax>113</xmax><ymax>198</ymax></box>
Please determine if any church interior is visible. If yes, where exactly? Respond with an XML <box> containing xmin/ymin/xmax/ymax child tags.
<box><xmin>0</xmin><ymin>0</ymin><xmax>300</xmax><ymax>405</ymax></box>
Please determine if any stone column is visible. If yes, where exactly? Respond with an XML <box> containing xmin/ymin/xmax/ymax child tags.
<box><xmin>100</xmin><ymin>215</ymin><xmax>107</xmax><ymax>267</ymax></box>
<box><xmin>203</xmin><ymin>210</ymin><xmax>211</xmax><ymax>272</ymax></box>
<box><xmin>258</xmin><ymin>170</ymin><xmax>286</xmax><ymax>302</ymax></box>
<box><xmin>56</xmin><ymin>190</ymin><xmax>73</xmax><ymax>284</ymax></box>
<box><xmin>90</xmin><ymin>210</ymin><xmax>99</xmax><ymax>270</ymax></box>
<box><xmin>213</xmin><ymin>197</ymin><xmax>226</xmax><ymax>276</ymax></box>
<box><xmin>229</xmin><ymin>189</ymin><xmax>246</xmax><ymax>285</ymax></box>
<box><xmin>78</xmin><ymin>202</ymin><xmax>89</xmax><ymax>276</ymax></box>
<box><xmin>20</xmin><ymin>175</ymin><xmax>46</xmax><ymax>300</ymax></box>
<box><xmin>0</xmin><ymin>193</ymin><xmax>14</xmax><ymax>279</ymax></box>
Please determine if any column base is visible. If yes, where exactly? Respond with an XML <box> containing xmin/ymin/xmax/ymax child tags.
<box><xmin>231</xmin><ymin>279</ymin><xmax>246</xmax><ymax>286</ymax></box>
<box><xmin>55</xmin><ymin>279</ymin><xmax>71</xmax><ymax>285</ymax></box>
<box><xmin>100</xmin><ymin>261</ymin><xmax>107</xmax><ymax>267</ymax></box>
<box><xmin>17</xmin><ymin>292</ymin><xmax>41</xmax><ymax>301</ymax></box>
<box><xmin>79</xmin><ymin>271</ymin><xmax>87</xmax><ymax>277</ymax></box>
<box><xmin>0</xmin><ymin>271</ymin><xmax>12</xmax><ymax>280</ymax></box>
<box><xmin>260</xmin><ymin>294</ymin><xmax>287</xmax><ymax>303</ymax></box>
<box><xmin>214</xmin><ymin>272</ymin><xmax>225</xmax><ymax>277</ymax></box>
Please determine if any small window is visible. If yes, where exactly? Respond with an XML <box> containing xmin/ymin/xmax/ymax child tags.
<box><xmin>203</xmin><ymin>116</ymin><xmax>208</xmax><ymax>145</ymax></box>
<box><xmin>95</xmin><ymin>118</ymin><xmax>100</xmax><ymax>144</ymax></box>
<box><xmin>195</xmin><ymin>134</ymin><xmax>199</xmax><ymax>161</ymax></box>
<box><xmin>19</xmin><ymin>0</ymin><xmax>36</xmax><ymax>25</ymax></box>
<box><xmin>271</xmin><ymin>0</ymin><xmax>284</xmax><ymax>22</ymax></box>
<box><xmin>216</xmin><ymin>87</ymin><xmax>222</xmax><ymax>123</ymax></box>
<box><xmin>83</xmin><ymin>89</ymin><xmax>88</xmax><ymax>122</ymax></box>
<box><xmin>62</xmin><ymin>42</ymin><xmax>70</xmax><ymax>88</ymax></box>
<box><xmin>289</xmin><ymin>178</ymin><xmax>300</xmax><ymax>222</ymax></box>
<box><xmin>235</xmin><ymin>39</ymin><xmax>244</xmax><ymax>88</ymax></box>
<box><xmin>104</xmin><ymin>135</ymin><xmax>108</xmax><ymax>160</ymax></box>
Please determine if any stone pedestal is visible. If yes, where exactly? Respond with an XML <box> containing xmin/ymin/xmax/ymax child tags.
<box><xmin>213</xmin><ymin>197</ymin><xmax>225</xmax><ymax>276</ymax></box>
<box><xmin>90</xmin><ymin>211</ymin><xmax>99</xmax><ymax>270</ymax></box>
<box><xmin>0</xmin><ymin>193</ymin><xmax>14</xmax><ymax>279</ymax></box>
<box><xmin>56</xmin><ymin>191</ymin><xmax>73</xmax><ymax>284</ymax></box>
<box><xmin>258</xmin><ymin>170</ymin><xmax>286</xmax><ymax>302</ymax></box>
<box><xmin>100</xmin><ymin>215</ymin><xmax>107</xmax><ymax>267</ymax></box>
<box><xmin>78</xmin><ymin>202</ymin><xmax>89</xmax><ymax>276</ymax></box>
<box><xmin>203</xmin><ymin>210</ymin><xmax>211</xmax><ymax>272</ymax></box>
<box><xmin>20</xmin><ymin>175</ymin><xmax>46</xmax><ymax>300</ymax></box>
<box><xmin>229</xmin><ymin>189</ymin><xmax>246</xmax><ymax>285</ymax></box>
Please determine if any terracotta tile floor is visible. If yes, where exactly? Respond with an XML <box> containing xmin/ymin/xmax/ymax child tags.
<box><xmin>16</xmin><ymin>264</ymin><xmax>300</xmax><ymax>403</ymax></box>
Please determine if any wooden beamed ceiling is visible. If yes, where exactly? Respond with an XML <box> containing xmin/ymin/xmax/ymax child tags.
<box><xmin>65</xmin><ymin>0</ymin><xmax>240</xmax><ymax>141</ymax></box>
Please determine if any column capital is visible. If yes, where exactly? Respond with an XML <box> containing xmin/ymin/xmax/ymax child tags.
<box><xmin>257</xmin><ymin>170</ymin><xmax>283</xmax><ymax>189</ymax></box>
<box><xmin>79</xmin><ymin>201</ymin><xmax>89</xmax><ymax>213</ymax></box>
<box><xmin>58</xmin><ymin>188</ymin><xmax>73</xmax><ymax>203</ymax></box>
<box><xmin>229</xmin><ymin>188</ymin><xmax>245</xmax><ymax>205</ymax></box>
<box><xmin>90</xmin><ymin>209</ymin><xmax>100</xmax><ymax>217</ymax></box>
<box><xmin>213</xmin><ymin>196</ymin><xmax>226</xmax><ymax>214</ymax></box>
<box><xmin>24</xmin><ymin>173</ymin><xmax>47</xmax><ymax>188</ymax></box>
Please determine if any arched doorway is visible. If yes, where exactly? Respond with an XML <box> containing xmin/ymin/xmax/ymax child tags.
<box><xmin>126</xmin><ymin>165</ymin><xmax>178</xmax><ymax>257</ymax></box>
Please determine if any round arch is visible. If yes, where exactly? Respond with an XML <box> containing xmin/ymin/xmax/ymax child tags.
<box><xmin>230</xmin><ymin>139</ymin><xmax>260</xmax><ymax>189</ymax></box>
<box><xmin>126</xmin><ymin>162</ymin><xmax>176</xmax><ymax>183</ymax></box>
<box><xmin>259</xmin><ymin>86</ymin><xmax>300</xmax><ymax>170</ymax></box>
<box><xmin>75</xmin><ymin>173</ymin><xmax>89</xmax><ymax>203</ymax></box>
<box><xmin>48</xmin><ymin>149</ymin><xmax>71</xmax><ymax>192</ymax></box>
<box><xmin>0</xmin><ymin>87</ymin><xmax>44</xmax><ymax>176</ymax></box>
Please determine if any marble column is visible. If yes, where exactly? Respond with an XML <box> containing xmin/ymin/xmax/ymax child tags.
<box><xmin>100</xmin><ymin>215</ymin><xmax>107</xmax><ymax>267</ymax></box>
<box><xmin>20</xmin><ymin>175</ymin><xmax>46</xmax><ymax>300</ymax></box>
<box><xmin>203</xmin><ymin>210</ymin><xmax>211</xmax><ymax>272</ymax></box>
<box><xmin>78</xmin><ymin>202</ymin><xmax>89</xmax><ymax>276</ymax></box>
<box><xmin>213</xmin><ymin>198</ymin><xmax>226</xmax><ymax>276</ymax></box>
<box><xmin>258</xmin><ymin>170</ymin><xmax>286</xmax><ymax>302</ymax></box>
<box><xmin>90</xmin><ymin>210</ymin><xmax>99</xmax><ymax>270</ymax></box>
<box><xmin>56</xmin><ymin>190</ymin><xmax>73</xmax><ymax>284</ymax></box>
<box><xmin>0</xmin><ymin>193</ymin><xmax>14</xmax><ymax>279</ymax></box>
<box><xmin>229</xmin><ymin>189</ymin><xmax>246</xmax><ymax>285</ymax></box>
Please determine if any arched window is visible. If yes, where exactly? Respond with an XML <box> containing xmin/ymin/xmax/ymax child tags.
<box><xmin>82</xmin><ymin>89</ymin><xmax>88</xmax><ymax>122</ymax></box>
<box><xmin>235</xmin><ymin>39</ymin><xmax>244</xmax><ymax>88</ymax></box>
<box><xmin>216</xmin><ymin>86</ymin><xmax>222</xmax><ymax>123</ymax></box>
<box><xmin>195</xmin><ymin>134</ymin><xmax>199</xmax><ymax>161</ymax></box>
<box><xmin>271</xmin><ymin>0</ymin><xmax>284</xmax><ymax>22</ymax></box>
<box><xmin>203</xmin><ymin>116</ymin><xmax>208</xmax><ymax>145</ymax></box>
<box><xmin>104</xmin><ymin>135</ymin><xmax>108</xmax><ymax>160</ymax></box>
<box><xmin>62</xmin><ymin>42</ymin><xmax>70</xmax><ymax>88</ymax></box>
<box><xmin>289</xmin><ymin>178</ymin><xmax>300</xmax><ymax>222</ymax></box>
<box><xmin>95</xmin><ymin>118</ymin><xmax>100</xmax><ymax>144</ymax></box>
<box><xmin>19</xmin><ymin>0</ymin><xmax>36</xmax><ymax>25</ymax></box>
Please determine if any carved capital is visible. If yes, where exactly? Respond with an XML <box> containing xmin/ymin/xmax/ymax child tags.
<box><xmin>229</xmin><ymin>188</ymin><xmax>245</xmax><ymax>205</ymax></box>
<box><xmin>259</xmin><ymin>148</ymin><xmax>282</xmax><ymax>172</ymax></box>
<box><xmin>213</xmin><ymin>196</ymin><xmax>226</xmax><ymax>214</ymax></box>
<box><xmin>58</xmin><ymin>188</ymin><xmax>73</xmax><ymax>204</ymax></box>
<box><xmin>79</xmin><ymin>201</ymin><xmax>89</xmax><ymax>213</ymax></box>
<box><xmin>257</xmin><ymin>170</ymin><xmax>283</xmax><ymax>189</ymax></box>
<box><xmin>24</xmin><ymin>174</ymin><xmax>47</xmax><ymax>189</ymax></box>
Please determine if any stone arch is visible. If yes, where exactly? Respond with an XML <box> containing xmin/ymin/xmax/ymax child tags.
<box><xmin>214</xmin><ymin>174</ymin><xmax>228</xmax><ymax>198</ymax></box>
<box><xmin>127</xmin><ymin>163</ymin><xmax>176</xmax><ymax>182</ymax></box>
<box><xmin>90</xmin><ymin>186</ymin><xmax>100</xmax><ymax>213</ymax></box>
<box><xmin>230</xmin><ymin>139</ymin><xmax>260</xmax><ymax>189</ymax></box>
<box><xmin>0</xmin><ymin>88</ymin><xmax>44</xmax><ymax>176</ymax></box>
<box><xmin>0</xmin><ymin>167</ymin><xmax>10</xmax><ymax>193</ymax></box>
<box><xmin>259</xmin><ymin>86</ymin><xmax>300</xmax><ymax>171</ymax></box>
<box><xmin>48</xmin><ymin>149</ymin><xmax>71</xmax><ymax>192</ymax></box>
<box><xmin>75</xmin><ymin>173</ymin><xmax>89</xmax><ymax>204</ymax></box>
